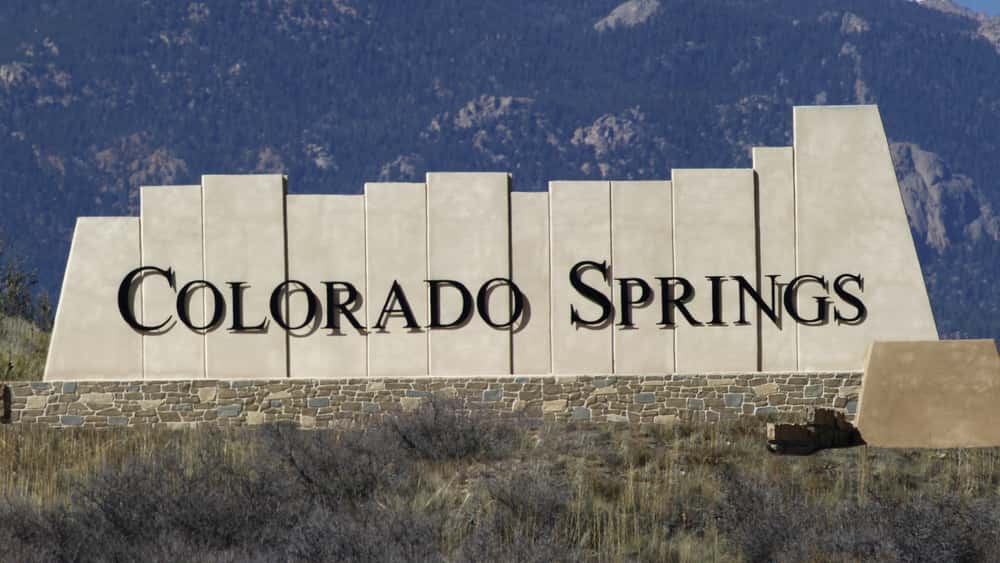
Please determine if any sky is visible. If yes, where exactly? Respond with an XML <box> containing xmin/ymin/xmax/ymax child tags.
<box><xmin>957</xmin><ymin>0</ymin><xmax>1000</xmax><ymax>15</ymax></box>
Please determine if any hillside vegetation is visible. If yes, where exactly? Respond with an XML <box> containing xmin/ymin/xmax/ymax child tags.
<box><xmin>0</xmin><ymin>240</ymin><xmax>49</xmax><ymax>381</ymax></box>
<box><xmin>0</xmin><ymin>400</ymin><xmax>998</xmax><ymax>562</ymax></box>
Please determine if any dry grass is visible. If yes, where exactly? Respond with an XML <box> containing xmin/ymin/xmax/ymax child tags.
<box><xmin>0</xmin><ymin>316</ymin><xmax>48</xmax><ymax>381</ymax></box>
<box><xmin>0</xmin><ymin>403</ymin><xmax>998</xmax><ymax>562</ymax></box>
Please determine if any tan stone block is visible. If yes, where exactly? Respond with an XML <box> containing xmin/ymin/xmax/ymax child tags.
<box><xmin>138</xmin><ymin>399</ymin><xmax>163</xmax><ymax>410</ymax></box>
<box><xmin>752</xmin><ymin>383</ymin><xmax>780</xmax><ymax>397</ymax></box>
<box><xmin>543</xmin><ymin>399</ymin><xmax>567</xmax><ymax>413</ymax></box>
<box><xmin>436</xmin><ymin>387</ymin><xmax>459</xmax><ymax>398</ymax></box>
<box><xmin>857</xmin><ymin>340</ymin><xmax>1000</xmax><ymax>448</ymax></box>
<box><xmin>400</xmin><ymin>397</ymin><xmax>425</xmax><ymax>412</ymax></box>
<box><xmin>198</xmin><ymin>387</ymin><xmax>217</xmax><ymax>403</ymax></box>
<box><xmin>591</xmin><ymin>387</ymin><xmax>618</xmax><ymax>396</ymax></box>
<box><xmin>24</xmin><ymin>396</ymin><xmax>48</xmax><ymax>410</ymax></box>
<box><xmin>299</xmin><ymin>415</ymin><xmax>316</xmax><ymax>428</ymax></box>
<box><xmin>265</xmin><ymin>391</ymin><xmax>291</xmax><ymax>401</ymax></box>
<box><xmin>708</xmin><ymin>379</ymin><xmax>737</xmax><ymax>387</ymax></box>
<box><xmin>653</xmin><ymin>415</ymin><xmax>678</xmax><ymax>425</ymax></box>
<box><xmin>837</xmin><ymin>385</ymin><xmax>860</xmax><ymax>398</ymax></box>
<box><xmin>246</xmin><ymin>411</ymin><xmax>266</xmax><ymax>426</ymax></box>
<box><xmin>367</xmin><ymin>382</ymin><xmax>386</xmax><ymax>392</ymax></box>
<box><xmin>79</xmin><ymin>393</ymin><xmax>114</xmax><ymax>405</ymax></box>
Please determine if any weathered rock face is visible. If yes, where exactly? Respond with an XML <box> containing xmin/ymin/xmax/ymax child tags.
<box><xmin>2</xmin><ymin>372</ymin><xmax>862</xmax><ymax>429</ymax></box>
<box><xmin>594</xmin><ymin>0</ymin><xmax>661</xmax><ymax>32</ymax></box>
<box><xmin>891</xmin><ymin>142</ymin><xmax>1000</xmax><ymax>252</ymax></box>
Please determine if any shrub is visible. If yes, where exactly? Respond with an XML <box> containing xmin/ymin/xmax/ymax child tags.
<box><xmin>382</xmin><ymin>397</ymin><xmax>521</xmax><ymax>462</ymax></box>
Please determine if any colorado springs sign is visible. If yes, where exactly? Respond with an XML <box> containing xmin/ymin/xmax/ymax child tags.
<box><xmin>44</xmin><ymin>105</ymin><xmax>938</xmax><ymax>381</ymax></box>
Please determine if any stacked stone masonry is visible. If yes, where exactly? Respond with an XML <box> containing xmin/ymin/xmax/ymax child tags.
<box><xmin>1</xmin><ymin>373</ymin><xmax>862</xmax><ymax>429</ymax></box>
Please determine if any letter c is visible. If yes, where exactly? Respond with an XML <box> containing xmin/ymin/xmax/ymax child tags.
<box><xmin>117</xmin><ymin>266</ymin><xmax>175</xmax><ymax>332</ymax></box>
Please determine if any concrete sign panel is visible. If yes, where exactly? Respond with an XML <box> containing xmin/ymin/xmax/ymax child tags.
<box><xmin>611</xmin><ymin>181</ymin><xmax>674</xmax><ymax>375</ymax></box>
<box><xmin>44</xmin><ymin>105</ymin><xmax>940</xmax><ymax>381</ymax></box>
<box><xmin>287</xmin><ymin>195</ymin><xmax>367</xmax><ymax>379</ymax></box>
<box><xmin>427</xmin><ymin>173</ymin><xmax>511</xmax><ymax>376</ymax></box>
<box><xmin>140</xmin><ymin>186</ymin><xmax>206</xmax><ymax>379</ymax></box>
<box><xmin>549</xmin><ymin>181</ymin><xmax>614</xmax><ymax>375</ymax></box>
<box><xmin>672</xmin><ymin>169</ymin><xmax>757</xmax><ymax>372</ymax></box>
<box><xmin>752</xmin><ymin>148</ymin><xmax>798</xmax><ymax>371</ymax></box>
<box><xmin>364</xmin><ymin>182</ymin><xmax>429</xmax><ymax>377</ymax></box>
<box><xmin>794</xmin><ymin>106</ymin><xmax>938</xmax><ymax>370</ymax></box>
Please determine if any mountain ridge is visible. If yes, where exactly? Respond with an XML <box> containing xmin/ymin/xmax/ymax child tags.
<box><xmin>0</xmin><ymin>0</ymin><xmax>998</xmax><ymax>341</ymax></box>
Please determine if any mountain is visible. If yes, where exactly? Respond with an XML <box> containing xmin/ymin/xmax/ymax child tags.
<box><xmin>1</xmin><ymin>0</ymin><xmax>999</xmax><ymax>341</ymax></box>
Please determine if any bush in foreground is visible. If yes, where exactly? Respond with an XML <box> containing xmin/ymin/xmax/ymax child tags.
<box><xmin>0</xmin><ymin>400</ymin><xmax>999</xmax><ymax>561</ymax></box>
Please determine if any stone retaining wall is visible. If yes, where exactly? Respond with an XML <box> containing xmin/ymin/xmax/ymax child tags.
<box><xmin>0</xmin><ymin>372</ymin><xmax>863</xmax><ymax>429</ymax></box>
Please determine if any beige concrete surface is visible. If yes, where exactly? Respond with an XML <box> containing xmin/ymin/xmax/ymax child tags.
<box><xmin>287</xmin><ymin>195</ymin><xmax>367</xmax><ymax>379</ymax></box>
<box><xmin>857</xmin><ymin>340</ymin><xmax>1000</xmax><ymax>448</ymax></box>
<box><xmin>611</xmin><ymin>181</ymin><xmax>674</xmax><ymax>374</ymax></box>
<box><xmin>752</xmin><ymin>148</ymin><xmax>798</xmax><ymax>371</ymax></box>
<box><xmin>140</xmin><ymin>185</ymin><xmax>206</xmax><ymax>379</ymax></box>
<box><xmin>44</xmin><ymin>218</ymin><xmax>142</xmax><ymax>380</ymax></box>
<box><xmin>202</xmin><ymin>175</ymin><xmax>287</xmax><ymax>379</ymax></box>
<box><xmin>550</xmin><ymin>181</ymin><xmax>613</xmax><ymax>375</ymax></box>
<box><xmin>794</xmin><ymin>106</ymin><xmax>938</xmax><ymax>371</ymax></box>
<box><xmin>672</xmin><ymin>169</ymin><xmax>757</xmax><ymax>372</ymax></box>
<box><xmin>365</xmin><ymin>182</ymin><xmax>428</xmax><ymax>377</ymax></box>
<box><xmin>426</xmin><ymin>173</ymin><xmax>511</xmax><ymax>375</ymax></box>
<box><xmin>511</xmin><ymin>191</ymin><xmax>551</xmax><ymax>374</ymax></box>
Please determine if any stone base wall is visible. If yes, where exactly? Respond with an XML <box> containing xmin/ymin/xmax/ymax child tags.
<box><xmin>0</xmin><ymin>373</ymin><xmax>863</xmax><ymax>429</ymax></box>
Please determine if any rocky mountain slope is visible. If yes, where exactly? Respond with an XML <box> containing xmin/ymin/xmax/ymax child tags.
<box><xmin>1</xmin><ymin>0</ymin><xmax>999</xmax><ymax>340</ymax></box>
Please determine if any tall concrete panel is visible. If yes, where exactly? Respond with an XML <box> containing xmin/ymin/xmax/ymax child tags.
<box><xmin>286</xmin><ymin>195</ymin><xmax>366</xmax><ymax>379</ymax></box>
<box><xmin>672</xmin><ymin>170</ymin><xmax>757</xmax><ymax>372</ymax></box>
<box><xmin>511</xmin><ymin>191</ymin><xmax>551</xmax><ymax>374</ymax></box>
<box><xmin>202</xmin><ymin>175</ymin><xmax>287</xmax><ymax>379</ymax></box>
<box><xmin>140</xmin><ymin>185</ymin><xmax>205</xmax><ymax>379</ymax></box>
<box><xmin>426</xmin><ymin>173</ymin><xmax>511</xmax><ymax>376</ymax></box>
<box><xmin>365</xmin><ymin>182</ymin><xmax>428</xmax><ymax>377</ymax></box>
<box><xmin>550</xmin><ymin>181</ymin><xmax>613</xmax><ymax>375</ymax></box>
<box><xmin>44</xmin><ymin>218</ymin><xmax>141</xmax><ymax>380</ymax></box>
<box><xmin>752</xmin><ymin>148</ymin><xmax>798</xmax><ymax>371</ymax></box>
<box><xmin>794</xmin><ymin>106</ymin><xmax>938</xmax><ymax>370</ymax></box>
<box><xmin>611</xmin><ymin>181</ymin><xmax>674</xmax><ymax>375</ymax></box>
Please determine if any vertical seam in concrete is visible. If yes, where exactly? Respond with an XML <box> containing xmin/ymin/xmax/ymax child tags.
<box><xmin>547</xmin><ymin>183</ymin><xmax>555</xmax><ymax>375</ymax></box>
<box><xmin>200</xmin><ymin>179</ymin><xmax>208</xmax><ymax>380</ymax></box>
<box><xmin>138</xmin><ymin>212</ymin><xmax>145</xmax><ymax>380</ymax></box>
<box><xmin>544</xmin><ymin>190</ymin><xmax>552</xmax><ymax>375</ymax></box>
<box><xmin>362</xmin><ymin>190</ymin><xmax>370</xmax><ymax>378</ymax></box>
<box><xmin>752</xmin><ymin>168</ymin><xmax>763</xmax><ymax>372</ymax></box>
<box><xmin>608</xmin><ymin>181</ymin><xmax>615</xmax><ymax>375</ymax></box>
<box><xmin>506</xmin><ymin>176</ymin><xmax>514</xmax><ymax>375</ymax></box>
<box><xmin>364</xmin><ymin>185</ymin><xmax>373</xmax><ymax>378</ymax></box>
<box><xmin>282</xmin><ymin>178</ymin><xmax>290</xmax><ymax>379</ymax></box>
<box><xmin>791</xmin><ymin>131</ymin><xmax>801</xmax><ymax>371</ymax></box>
<box><xmin>670</xmin><ymin>173</ymin><xmax>678</xmax><ymax>373</ymax></box>
<box><xmin>425</xmin><ymin>178</ymin><xmax>431</xmax><ymax>377</ymax></box>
